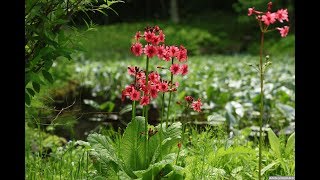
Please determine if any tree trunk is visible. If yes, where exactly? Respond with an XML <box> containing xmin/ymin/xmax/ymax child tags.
<box><xmin>170</xmin><ymin>0</ymin><xmax>179</xmax><ymax>23</ymax></box>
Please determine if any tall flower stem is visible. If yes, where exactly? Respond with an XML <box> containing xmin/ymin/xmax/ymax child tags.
<box><xmin>258</xmin><ymin>31</ymin><xmax>265</xmax><ymax>180</ymax></box>
<box><xmin>160</xmin><ymin>93</ymin><xmax>165</xmax><ymax>160</ymax></box>
<box><xmin>144</xmin><ymin>56</ymin><xmax>150</xmax><ymax>166</ymax></box>
<box><xmin>166</xmin><ymin>58</ymin><xmax>174</xmax><ymax>127</ymax></box>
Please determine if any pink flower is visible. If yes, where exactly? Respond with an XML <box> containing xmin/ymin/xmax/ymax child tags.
<box><xmin>140</xmin><ymin>95</ymin><xmax>150</xmax><ymax>106</ymax></box>
<box><xmin>136</xmin><ymin>71</ymin><xmax>145</xmax><ymax>80</ymax></box>
<box><xmin>185</xmin><ymin>96</ymin><xmax>193</xmax><ymax>103</ymax></box>
<box><xmin>144</xmin><ymin>45</ymin><xmax>158</xmax><ymax>58</ymax></box>
<box><xmin>177</xmin><ymin>45</ymin><xmax>188</xmax><ymax>62</ymax></box>
<box><xmin>277</xmin><ymin>26</ymin><xmax>289</xmax><ymax>37</ymax></box>
<box><xmin>170</xmin><ymin>64</ymin><xmax>180</xmax><ymax>75</ymax></box>
<box><xmin>158</xmin><ymin>30</ymin><xmax>165</xmax><ymax>43</ymax></box>
<box><xmin>191</xmin><ymin>98</ymin><xmax>202</xmax><ymax>112</ymax></box>
<box><xmin>157</xmin><ymin>45</ymin><xmax>167</xmax><ymax>60</ymax></box>
<box><xmin>261</xmin><ymin>11</ymin><xmax>276</xmax><ymax>26</ymax></box>
<box><xmin>174</xmin><ymin>82</ymin><xmax>179</xmax><ymax>88</ymax></box>
<box><xmin>131</xmin><ymin>43</ymin><xmax>143</xmax><ymax>56</ymax></box>
<box><xmin>180</xmin><ymin>64</ymin><xmax>188</xmax><ymax>76</ymax></box>
<box><xmin>276</xmin><ymin>9</ymin><xmax>289</xmax><ymax>23</ymax></box>
<box><xmin>152</xmin><ymin>36</ymin><xmax>160</xmax><ymax>45</ymax></box>
<box><xmin>267</xmin><ymin>2</ymin><xmax>272</xmax><ymax>11</ymax></box>
<box><xmin>127</xmin><ymin>66</ymin><xmax>136</xmax><ymax>76</ymax></box>
<box><xmin>248</xmin><ymin>8</ymin><xmax>254</xmax><ymax>16</ymax></box>
<box><xmin>144</xmin><ymin>31</ymin><xmax>155</xmax><ymax>43</ymax></box>
<box><xmin>163</xmin><ymin>48</ymin><xmax>171</xmax><ymax>61</ymax></box>
<box><xmin>159</xmin><ymin>81</ymin><xmax>168</xmax><ymax>92</ymax></box>
<box><xmin>122</xmin><ymin>85</ymin><xmax>134</xmax><ymax>101</ymax></box>
<box><xmin>248</xmin><ymin>7</ymin><xmax>262</xmax><ymax>16</ymax></box>
<box><xmin>150</xmin><ymin>85</ymin><xmax>159</xmax><ymax>99</ymax></box>
<box><xmin>148</xmin><ymin>72</ymin><xmax>160</xmax><ymax>84</ymax></box>
<box><xmin>168</xmin><ymin>46</ymin><xmax>179</xmax><ymax>58</ymax></box>
<box><xmin>130</xmin><ymin>89</ymin><xmax>140</xmax><ymax>101</ymax></box>
<box><xmin>135</xmin><ymin>31</ymin><xmax>142</xmax><ymax>41</ymax></box>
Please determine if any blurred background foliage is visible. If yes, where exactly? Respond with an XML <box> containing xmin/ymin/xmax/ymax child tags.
<box><xmin>25</xmin><ymin>0</ymin><xmax>294</xmax><ymax>144</ymax></box>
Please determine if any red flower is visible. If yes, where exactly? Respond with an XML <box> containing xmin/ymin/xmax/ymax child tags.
<box><xmin>180</xmin><ymin>64</ymin><xmax>188</xmax><ymax>76</ymax></box>
<box><xmin>185</xmin><ymin>96</ymin><xmax>193</xmax><ymax>103</ymax></box>
<box><xmin>177</xmin><ymin>142</ymin><xmax>182</xmax><ymax>149</ymax></box>
<box><xmin>127</xmin><ymin>66</ymin><xmax>136</xmax><ymax>76</ymax></box>
<box><xmin>177</xmin><ymin>45</ymin><xmax>188</xmax><ymax>62</ymax></box>
<box><xmin>174</xmin><ymin>82</ymin><xmax>179</xmax><ymax>88</ymax></box>
<box><xmin>159</xmin><ymin>81</ymin><xmax>168</xmax><ymax>92</ymax></box>
<box><xmin>144</xmin><ymin>45</ymin><xmax>158</xmax><ymax>58</ymax></box>
<box><xmin>261</xmin><ymin>12</ymin><xmax>276</xmax><ymax>26</ymax></box>
<box><xmin>136</xmin><ymin>71</ymin><xmax>146</xmax><ymax>80</ymax></box>
<box><xmin>140</xmin><ymin>95</ymin><xmax>150</xmax><ymax>106</ymax></box>
<box><xmin>152</xmin><ymin>36</ymin><xmax>160</xmax><ymax>45</ymax></box>
<box><xmin>157</xmin><ymin>45</ymin><xmax>167</xmax><ymax>60</ymax></box>
<box><xmin>267</xmin><ymin>2</ymin><xmax>272</xmax><ymax>11</ymax></box>
<box><xmin>158</xmin><ymin>30</ymin><xmax>165</xmax><ymax>43</ymax></box>
<box><xmin>135</xmin><ymin>31</ymin><xmax>142</xmax><ymax>41</ymax></box>
<box><xmin>144</xmin><ymin>31</ymin><xmax>155</xmax><ymax>43</ymax></box>
<box><xmin>276</xmin><ymin>26</ymin><xmax>289</xmax><ymax>37</ymax></box>
<box><xmin>191</xmin><ymin>98</ymin><xmax>202</xmax><ymax>112</ymax></box>
<box><xmin>131</xmin><ymin>43</ymin><xmax>143</xmax><ymax>56</ymax></box>
<box><xmin>122</xmin><ymin>85</ymin><xmax>134</xmax><ymax>101</ymax></box>
<box><xmin>248</xmin><ymin>7</ymin><xmax>262</xmax><ymax>16</ymax></box>
<box><xmin>130</xmin><ymin>89</ymin><xmax>140</xmax><ymax>101</ymax></box>
<box><xmin>150</xmin><ymin>85</ymin><xmax>159</xmax><ymax>99</ymax></box>
<box><xmin>170</xmin><ymin>64</ymin><xmax>180</xmax><ymax>75</ymax></box>
<box><xmin>148</xmin><ymin>72</ymin><xmax>160</xmax><ymax>84</ymax></box>
<box><xmin>276</xmin><ymin>9</ymin><xmax>289</xmax><ymax>23</ymax></box>
<box><xmin>168</xmin><ymin>46</ymin><xmax>179</xmax><ymax>58</ymax></box>
<box><xmin>248</xmin><ymin>8</ymin><xmax>254</xmax><ymax>16</ymax></box>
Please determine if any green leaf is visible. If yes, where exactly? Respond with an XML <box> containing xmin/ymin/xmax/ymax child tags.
<box><xmin>26</xmin><ymin>88</ymin><xmax>35</xmax><ymax>97</ymax></box>
<box><xmin>44</xmin><ymin>59</ymin><xmax>53</xmax><ymax>70</ymax></box>
<box><xmin>87</xmin><ymin>133</ymin><xmax>136</xmax><ymax>178</ymax></box>
<box><xmin>32</xmin><ymin>81</ymin><xmax>40</xmax><ymax>93</ymax></box>
<box><xmin>25</xmin><ymin>92</ymin><xmax>31</xmax><ymax>105</ymax></box>
<box><xmin>134</xmin><ymin>153</ymin><xmax>176</xmax><ymax>179</ymax></box>
<box><xmin>285</xmin><ymin>132</ymin><xmax>295</xmax><ymax>156</ymax></box>
<box><xmin>120</xmin><ymin>116</ymin><xmax>146</xmax><ymax>171</ymax></box>
<box><xmin>261</xmin><ymin>161</ymin><xmax>279</xmax><ymax>175</ymax></box>
<box><xmin>84</xmin><ymin>99</ymin><xmax>100</xmax><ymax>110</ymax></box>
<box><xmin>100</xmin><ymin>101</ymin><xmax>115</xmax><ymax>112</ymax></box>
<box><xmin>119</xmin><ymin>105</ymin><xmax>132</xmax><ymax>115</ymax></box>
<box><xmin>268</xmin><ymin>129</ymin><xmax>281</xmax><ymax>158</ymax></box>
<box><xmin>42</xmin><ymin>70</ymin><xmax>54</xmax><ymax>83</ymax></box>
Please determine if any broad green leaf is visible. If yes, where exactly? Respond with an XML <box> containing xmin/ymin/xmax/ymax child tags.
<box><xmin>285</xmin><ymin>132</ymin><xmax>295</xmax><ymax>155</ymax></box>
<box><xmin>134</xmin><ymin>153</ymin><xmax>176</xmax><ymax>179</ymax></box>
<box><xmin>32</xmin><ymin>81</ymin><xmax>40</xmax><ymax>93</ymax></box>
<box><xmin>120</xmin><ymin>116</ymin><xmax>146</xmax><ymax>171</ymax></box>
<box><xmin>261</xmin><ymin>161</ymin><xmax>279</xmax><ymax>175</ymax></box>
<box><xmin>25</xmin><ymin>92</ymin><xmax>31</xmax><ymax>105</ymax></box>
<box><xmin>100</xmin><ymin>101</ymin><xmax>115</xmax><ymax>112</ymax></box>
<box><xmin>83</xmin><ymin>99</ymin><xmax>100</xmax><ymax>110</ymax></box>
<box><xmin>42</xmin><ymin>70</ymin><xmax>54</xmax><ymax>83</ymax></box>
<box><xmin>276</xmin><ymin>103</ymin><xmax>295</xmax><ymax>121</ymax></box>
<box><xmin>44</xmin><ymin>59</ymin><xmax>53</xmax><ymax>70</ymax></box>
<box><xmin>268</xmin><ymin>129</ymin><xmax>281</xmax><ymax>158</ymax></box>
<box><xmin>26</xmin><ymin>88</ymin><xmax>35</xmax><ymax>97</ymax></box>
<box><xmin>119</xmin><ymin>105</ymin><xmax>132</xmax><ymax>115</ymax></box>
<box><xmin>87</xmin><ymin>133</ymin><xmax>136</xmax><ymax>178</ymax></box>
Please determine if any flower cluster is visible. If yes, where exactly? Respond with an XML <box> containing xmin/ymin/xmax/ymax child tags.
<box><xmin>130</xmin><ymin>26</ymin><xmax>188</xmax><ymax>76</ymax></box>
<box><xmin>177</xmin><ymin>95</ymin><xmax>203</xmax><ymax>112</ymax></box>
<box><xmin>122</xmin><ymin>26</ymin><xmax>189</xmax><ymax>106</ymax></box>
<box><xmin>122</xmin><ymin>66</ymin><xmax>178</xmax><ymax>106</ymax></box>
<box><xmin>248</xmin><ymin>2</ymin><xmax>289</xmax><ymax>37</ymax></box>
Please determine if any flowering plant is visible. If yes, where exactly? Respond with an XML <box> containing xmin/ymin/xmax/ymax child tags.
<box><xmin>248</xmin><ymin>2</ymin><xmax>290</xmax><ymax>179</ymax></box>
